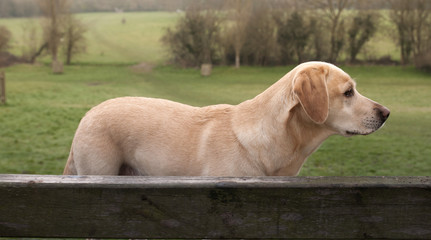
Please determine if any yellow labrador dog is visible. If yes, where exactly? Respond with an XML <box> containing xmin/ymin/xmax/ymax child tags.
<box><xmin>64</xmin><ymin>62</ymin><xmax>389</xmax><ymax>176</ymax></box>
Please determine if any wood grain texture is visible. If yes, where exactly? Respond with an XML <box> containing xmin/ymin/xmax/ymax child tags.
<box><xmin>0</xmin><ymin>175</ymin><xmax>430</xmax><ymax>239</ymax></box>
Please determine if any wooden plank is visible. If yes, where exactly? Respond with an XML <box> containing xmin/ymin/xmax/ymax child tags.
<box><xmin>0</xmin><ymin>175</ymin><xmax>430</xmax><ymax>239</ymax></box>
<box><xmin>0</xmin><ymin>71</ymin><xmax>5</xmax><ymax>104</ymax></box>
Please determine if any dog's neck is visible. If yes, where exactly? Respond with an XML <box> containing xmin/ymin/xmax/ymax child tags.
<box><xmin>232</xmin><ymin>73</ymin><xmax>334</xmax><ymax>176</ymax></box>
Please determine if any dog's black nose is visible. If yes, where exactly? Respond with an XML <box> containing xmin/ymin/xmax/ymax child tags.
<box><xmin>376</xmin><ymin>105</ymin><xmax>390</xmax><ymax>122</ymax></box>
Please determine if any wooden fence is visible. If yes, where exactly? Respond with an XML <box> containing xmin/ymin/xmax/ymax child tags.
<box><xmin>0</xmin><ymin>174</ymin><xmax>430</xmax><ymax>239</ymax></box>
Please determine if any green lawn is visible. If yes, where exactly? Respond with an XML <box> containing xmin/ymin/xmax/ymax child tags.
<box><xmin>76</xmin><ymin>12</ymin><xmax>178</xmax><ymax>64</ymax></box>
<box><xmin>0</xmin><ymin>12</ymin><xmax>179</xmax><ymax>65</ymax></box>
<box><xmin>0</xmin><ymin>64</ymin><xmax>430</xmax><ymax>176</ymax></box>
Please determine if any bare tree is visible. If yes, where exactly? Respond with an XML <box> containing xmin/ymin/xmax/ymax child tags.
<box><xmin>161</xmin><ymin>3</ymin><xmax>222</xmax><ymax>67</ymax></box>
<box><xmin>389</xmin><ymin>0</ymin><xmax>431</xmax><ymax>64</ymax></box>
<box><xmin>319</xmin><ymin>0</ymin><xmax>349</xmax><ymax>63</ymax></box>
<box><xmin>63</xmin><ymin>15</ymin><xmax>86</xmax><ymax>65</ymax></box>
<box><xmin>0</xmin><ymin>26</ymin><xmax>12</xmax><ymax>52</ymax></box>
<box><xmin>38</xmin><ymin>0</ymin><xmax>86</xmax><ymax>69</ymax></box>
<box><xmin>347</xmin><ymin>12</ymin><xmax>377</xmax><ymax>63</ymax></box>
<box><xmin>276</xmin><ymin>10</ymin><xmax>313</xmax><ymax>64</ymax></box>
<box><xmin>19</xmin><ymin>21</ymin><xmax>47</xmax><ymax>63</ymax></box>
<box><xmin>390</xmin><ymin>0</ymin><xmax>414</xmax><ymax>64</ymax></box>
<box><xmin>225</xmin><ymin>0</ymin><xmax>251</xmax><ymax>68</ymax></box>
<box><xmin>243</xmin><ymin>2</ymin><xmax>277</xmax><ymax>66</ymax></box>
<box><xmin>39</xmin><ymin>0</ymin><xmax>68</xmax><ymax>73</ymax></box>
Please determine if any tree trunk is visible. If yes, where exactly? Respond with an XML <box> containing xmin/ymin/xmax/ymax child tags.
<box><xmin>30</xmin><ymin>42</ymin><xmax>48</xmax><ymax>63</ymax></box>
<box><xmin>200</xmin><ymin>63</ymin><xmax>212</xmax><ymax>76</ymax></box>
<box><xmin>235</xmin><ymin>48</ymin><xmax>240</xmax><ymax>68</ymax></box>
<box><xmin>329</xmin><ymin>22</ymin><xmax>337</xmax><ymax>62</ymax></box>
<box><xmin>66</xmin><ymin>31</ymin><xmax>73</xmax><ymax>65</ymax></box>
<box><xmin>52</xmin><ymin>59</ymin><xmax>63</xmax><ymax>74</ymax></box>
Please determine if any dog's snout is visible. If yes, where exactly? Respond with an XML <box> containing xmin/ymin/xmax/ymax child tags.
<box><xmin>375</xmin><ymin>105</ymin><xmax>390</xmax><ymax>122</ymax></box>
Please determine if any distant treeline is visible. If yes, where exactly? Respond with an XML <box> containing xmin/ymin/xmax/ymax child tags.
<box><xmin>0</xmin><ymin>0</ymin><xmax>392</xmax><ymax>18</ymax></box>
<box><xmin>2</xmin><ymin>0</ymin><xmax>431</xmax><ymax>69</ymax></box>
<box><xmin>161</xmin><ymin>0</ymin><xmax>431</xmax><ymax>68</ymax></box>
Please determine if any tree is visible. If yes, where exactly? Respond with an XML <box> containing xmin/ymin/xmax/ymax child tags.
<box><xmin>0</xmin><ymin>26</ymin><xmax>12</xmax><ymax>52</ymax></box>
<box><xmin>161</xmin><ymin>3</ymin><xmax>222</xmax><ymax>67</ymax></box>
<box><xmin>224</xmin><ymin>0</ymin><xmax>251</xmax><ymax>68</ymax></box>
<box><xmin>38</xmin><ymin>0</ymin><xmax>87</xmax><ymax>69</ymax></box>
<box><xmin>321</xmin><ymin>0</ymin><xmax>349</xmax><ymax>63</ymax></box>
<box><xmin>39</xmin><ymin>0</ymin><xmax>69</xmax><ymax>73</ymax></box>
<box><xmin>347</xmin><ymin>13</ymin><xmax>377</xmax><ymax>63</ymax></box>
<box><xmin>276</xmin><ymin>11</ymin><xmax>312</xmax><ymax>64</ymax></box>
<box><xmin>389</xmin><ymin>0</ymin><xmax>431</xmax><ymax>65</ymax></box>
<box><xmin>274</xmin><ymin>11</ymin><xmax>295</xmax><ymax>64</ymax></box>
<box><xmin>63</xmin><ymin>15</ymin><xmax>86</xmax><ymax>65</ymax></box>
<box><xmin>19</xmin><ymin>20</ymin><xmax>47</xmax><ymax>63</ymax></box>
<box><xmin>306</xmin><ymin>13</ymin><xmax>329</xmax><ymax>62</ymax></box>
<box><xmin>242</xmin><ymin>3</ymin><xmax>277</xmax><ymax>66</ymax></box>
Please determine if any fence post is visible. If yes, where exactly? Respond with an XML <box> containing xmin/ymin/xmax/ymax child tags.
<box><xmin>0</xmin><ymin>71</ymin><xmax>5</xmax><ymax>105</ymax></box>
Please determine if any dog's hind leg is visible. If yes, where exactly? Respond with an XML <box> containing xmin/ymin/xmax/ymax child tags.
<box><xmin>63</xmin><ymin>147</ymin><xmax>77</xmax><ymax>175</ymax></box>
<box><xmin>72</xmin><ymin>138</ymin><xmax>125</xmax><ymax>175</ymax></box>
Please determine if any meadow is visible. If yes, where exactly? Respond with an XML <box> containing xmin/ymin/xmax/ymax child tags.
<box><xmin>0</xmin><ymin>12</ymin><xmax>430</xmax><ymax>176</ymax></box>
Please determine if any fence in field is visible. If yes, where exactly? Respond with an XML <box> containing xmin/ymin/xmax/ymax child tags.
<box><xmin>0</xmin><ymin>174</ymin><xmax>430</xmax><ymax>239</ymax></box>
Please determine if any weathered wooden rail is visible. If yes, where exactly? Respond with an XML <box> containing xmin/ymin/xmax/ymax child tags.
<box><xmin>0</xmin><ymin>174</ymin><xmax>430</xmax><ymax>239</ymax></box>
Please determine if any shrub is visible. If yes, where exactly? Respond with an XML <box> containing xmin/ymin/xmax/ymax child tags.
<box><xmin>222</xmin><ymin>3</ymin><xmax>278</xmax><ymax>66</ymax></box>
<box><xmin>161</xmin><ymin>5</ymin><xmax>222</xmax><ymax>67</ymax></box>
<box><xmin>276</xmin><ymin>11</ymin><xmax>313</xmax><ymax>64</ymax></box>
<box><xmin>0</xmin><ymin>25</ymin><xmax>12</xmax><ymax>52</ymax></box>
<box><xmin>241</xmin><ymin>4</ymin><xmax>277</xmax><ymax>66</ymax></box>
<box><xmin>347</xmin><ymin>13</ymin><xmax>377</xmax><ymax>63</ymax></box>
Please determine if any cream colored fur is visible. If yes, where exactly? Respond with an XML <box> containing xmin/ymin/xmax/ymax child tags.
<box><xmin>63</xmin><ymin>62</ymin><xmax>390</xmax><ymax>176</ymax></box>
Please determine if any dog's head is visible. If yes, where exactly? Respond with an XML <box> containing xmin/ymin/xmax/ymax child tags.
<box><xmin>293</xmin><ymin>62</ymin><xmax>390</xmax><ymax>137</ymax></box>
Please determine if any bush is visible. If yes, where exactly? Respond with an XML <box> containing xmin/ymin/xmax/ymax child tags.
<box><xmin>160</xmin><ymin>2</ymin><xmax>389</xmax><ymax>67</ymax></box>
<box><xmin>347</xmin><ymin>13</ymin><xmax>377</xmax><ymax>63</ymax></box>
<box><xmin>215</xmin><ymin>3</ymin><xmax>280</xmax><ymax>67</ymax></box>
<box><xmin>222</xmin><ymin>3</ymin><xmax>278</xmax><ymax>66</ymax></box>
<box><xmin>241</xmin><ymin>4</ymin><xmax>277</xmax><ymax>66</ymax></box>
<box><xmin>161</xmin><ymin>5</ymin><xmax>222</xmax><ymax>67</ymax></box>
<box><xmin>276</xmin><ymin>11</ymin><xmax>313</xmax><ymax>64</ymax></box>
<box><xmin>0</xmin><ymin>25</ymin><xmax>12</xmax><ymax>52</ymax></box>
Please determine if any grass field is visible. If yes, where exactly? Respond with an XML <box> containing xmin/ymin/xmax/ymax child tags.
<box><xmin>0</xmin><ymin>12</ymin><xmax>179</xmax><ymax>64</ymax></box>
<box><xmin>0</xmin><ymin>12</ymin><xmax>430</xmax><ymax>176</ymax></box>
<box><xmin>0</xmin><ymin>63</ymin><xmax>430</xmax><ymax>176</ymax></box>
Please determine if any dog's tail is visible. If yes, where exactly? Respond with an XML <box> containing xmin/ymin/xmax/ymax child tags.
<box><xmin>63</xmin><ymin>146</ymin><xmax>77</xmax><ymax>175</ymax></box>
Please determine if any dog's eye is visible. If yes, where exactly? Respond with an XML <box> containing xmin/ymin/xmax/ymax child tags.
<box><xmin>344</xmin><ymin>89</ymin><xmax>354</xmax><ymax>97</ymax></box>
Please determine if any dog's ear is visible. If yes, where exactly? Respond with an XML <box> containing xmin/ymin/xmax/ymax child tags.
<box><xmin>293</xmin><ymin>67</ymin><xmax>329</xmax><ymax>124</ymax></box>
